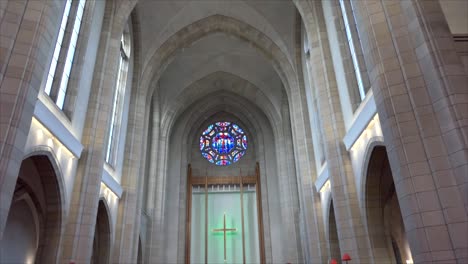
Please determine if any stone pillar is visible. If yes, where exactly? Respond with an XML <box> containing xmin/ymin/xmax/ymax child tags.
<box><xmin>60</xmin><ymin>5</ymin><xmax>123</xmax><ymax>263</ymax></box>
<box><xmin>294</xmin><ymin>12</ymin><xmax>328</xmax><ymax>263</ymax></box>
<box><xmin>276</xmin><ymin>96</ymin><xmax>303</xmax><ymax>262</ymax></box>
<box><xmin>305</xmin><ymin>1</ymin><xmax>372</xmax><ymax>262</ymax></box>
<box><xmin>112</xmin><ymin>188</ymin><xmax>139</xmax><ymax>262</ymax></box>
<box><xmin>294</xmin><ymin>77</ymin><xmax>329</xmax><ymax>264</ymax></box>
<box><xmin>351</xmin><ymin>0</ymin><xmax>467</xmax><ymax>262</ymax></box>
<box><xmin>112</xmin><ymin>56</ymin><xmax>147</xmax><ymax>263</ymax></box>
<box><xmin>146</xmin><ymin>96</ymin><xmax>168</xmax><ymax>262</ymax></box>
<box><xmin>0</xmin><ymin>0</ymin><xmax>62</xmax><ymax>238</ymax></box>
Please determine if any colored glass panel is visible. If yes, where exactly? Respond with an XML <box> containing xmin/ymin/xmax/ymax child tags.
<box><xmin>202</xmin><ymin>153</ymin><xmax>214</xmax><ymax>163</ymax></box>
<box><xmin>242</xmin><ymin>135</ymin><xmax>248</xmax><ymax>149</ymax></box>
<box><xmin>200</xmin><ymin>122</ymin><xmax>248</xmax><ymax>166</ymax></box>
<box><xmin>212</xmin><ymin>133</ymin><xmax>235</xmax><ymax>154</ymax></box>
<box><xmin>202</xmin><ymin>124</ymin><xmax>214</xmax><ymax>135</ymax></box>
<box><xmin>200</xmin><ymin>137</ymin><xmax>205</xmax><ymax>150</ymax></box>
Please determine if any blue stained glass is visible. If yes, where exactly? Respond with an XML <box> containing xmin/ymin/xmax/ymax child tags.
<box><xmin>216</xmin><ymin>160</ymin><xmax>231</xmax><ymax>166</ymax></box>
<box><xmin>233</xmin><ymin>151</ymin><xmax>245</xmax><ymax>162</ymax></box>
<box><xmin>215</xmin><ymin>122</ymin><xmax>230</xmax><ymax>127</ymax></box>
<box><xmin>230</xmin><ymin>128</ymin><xmax>238</xmax><ymax>136</ymax></box>
<box><xmin>202</xmin><ymin>153</ymin><xmax>214</xmax><ymax>163</ymax></box>
<box><xmin>232</xmin><ymin>124</ymin><xmax>244</xmax><ymax>134</ymax></box>
<box><xmin>200</xmin><ymin>122</ymin><xmax>248</xmax><ymax>166</ymax></box>
<box><xmin>212</xmin><ymin>132</ymin><xmax>235</xmax><ymax>154</ymax></box>
<box><xmin>202</xmin><ymin>124</ymin><xmax>214</xmax><ymax>135</ymax></box>
<box><xmin>200</xmin><ymin>137</ymin><xmax>205</xmax><ymax>150</ymax></box>
<box><xmin>208</xmin><ymin>150</ymin><xmax>216</xmax><ymax>158</ymax></box>
<box><xmin>242</xmin><ymin>135</ymin><xmax>248</xmax><ymax>149</ymax></box>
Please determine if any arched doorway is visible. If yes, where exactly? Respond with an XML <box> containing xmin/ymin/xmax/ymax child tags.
<box><xmin>0</xmin><ymin>189</ymin><xmax>39</xmax><ymax>264</ymax></box>
<box><xmin>0</xmin><ymin>155</ymin><xmax>63</xmax><ymax>263</ymax></box>
<box><xmin>327</xmin><ymin>200</ymin><xmax>341</xmax><ymax>262</ymax></box>
<box><xmin>365</xmin><ymin>146</ymin><xmax>412</xmax><ymax>264</ymax></box>
<box><xmin>137</xmin><ymin>236</ymin><xmax>143</xmax><ymax>264</ymax></box>
<box><xmin>91</xmin><ymin>200</ymin><xmax>111</xmax><ymax>264</ymax></box>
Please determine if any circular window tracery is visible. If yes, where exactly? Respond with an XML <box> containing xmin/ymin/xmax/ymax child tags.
<box><xmin>199</xmin><ymin>122</ymin><xmax>248</xmax><ymax>166</ymax></box>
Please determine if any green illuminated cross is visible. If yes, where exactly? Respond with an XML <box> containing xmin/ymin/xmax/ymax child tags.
<box><xmin>212</xmin><ymin>212</ymin><xmax>237</xmax><ymax>262</ymax></box>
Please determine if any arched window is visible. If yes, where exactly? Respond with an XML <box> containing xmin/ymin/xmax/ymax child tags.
<box><xmin>302</xmin><ymin>26</ymin><xmax>326</xmax><ymax>166</ymax></box>
<box><xmin>44</xmin><ymin>0</ymin><xmax>86</xmax><ymax>110</ymax></box>
<box><xmin>339</xmin><ymin>0</ymin><xmax>369</xmax><ymax>101</ymax></box>
<box><xmin>199</xmin><ymin>122</ymin><xmax>248</xmax><ymax>166</ymax></box>
<box><xmin>105</xmin><ymin>30</ymin><xmax>131</xmax><ymax>165</ymax></box>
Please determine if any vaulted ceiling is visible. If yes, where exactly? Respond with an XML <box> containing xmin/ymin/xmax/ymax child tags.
<box><xmin>132</xmin><ymin>0</ymin><xmax>300</xmax><ymax>123</ymax></box>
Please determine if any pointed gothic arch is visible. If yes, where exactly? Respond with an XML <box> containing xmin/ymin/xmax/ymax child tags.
<box><xmin>1</xmin><ymin>148</ymin><xmax>65</xmax><ymax>263</ymax></box>
<box><xmin>91</xmin><ymin>199</ymin><xmax>112</xmax><ymax>264</ymax></box>
<box><xmin>137</xmin><ymin>236</ymin><xmax>143</xmax><ymax>264</ymax></box>
<box><xmin>161</xmin><ymin>72</ymin><xmax>281</xmax><ymax>140</ymax></box>
<box><xmin>327</xmin><ymin>200</ymin><xmax>341</xmax><ymax>262</ymax></box>
<box><xmin>0</xmin><ymin>185</ymin><xmax>41</xmax><ymax>264</ymax></box>
<box><xmin>364</xmin><ymin>145</ymin><xmax>413</xmax><ymax>263</ymax></box>
<box><xmin>136</xmin><ymin>14</ymin><xmax>298</xmax><ymax>104</ymax></box>
<box><xmin>158</xmin><ymin>86</ymin><xmax>288</xmax><ymax>261</ymax></box>
<box><xmin>114</xmin><ymin>4</ymin><xmax>329</xmax><ymax>263</ymax></box>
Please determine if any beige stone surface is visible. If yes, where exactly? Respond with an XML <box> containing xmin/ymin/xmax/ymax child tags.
<box><xmin>0</xmin><ymin>0</ymin><xmax>466</xmax><ymax>263</ymax></box>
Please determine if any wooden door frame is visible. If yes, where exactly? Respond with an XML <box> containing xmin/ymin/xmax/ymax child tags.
<box><xmin>185</xmin><ymin>163</ymin><xmax>266</xmax><ymax>264</ymax></box>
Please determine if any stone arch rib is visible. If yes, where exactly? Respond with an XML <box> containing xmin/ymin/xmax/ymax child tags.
<box><xmin>22</xmin><ymin>148</ymin><xmax>65</xmax><ymax>264</ymax></box>
<box><xmin>140</xmin><ymin>14</ymin><xmax>298</xmax><ymax>102</ymax></box>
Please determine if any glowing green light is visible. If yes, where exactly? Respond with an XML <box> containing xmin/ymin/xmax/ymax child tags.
<box><xmin>212</xmin><ymin>213</ymin><xmax>237</xmax><ymax>262</ymax></box>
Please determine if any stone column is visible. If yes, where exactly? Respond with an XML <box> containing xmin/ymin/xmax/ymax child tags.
<box><xmin>275</xmin><ymin>96</ymin><xmax>303</xmax><ymax>262</ymax></box>
<box><xmin>60</xmin><ymin>5</ymin><xmax>124</xmax><ymax>263</ymax></box>
<box><xmin>294</xmin><ymin>12</ymin><xmax>328</xmax><ymax>263</ymax></box>
<box><xmin>0</xmin><ymin>0</ymin><xmax>62</xmax><ymax>237</ymax></box>
<box><xmin>305</xmin><ymin>1</ymin><xmax>372</xmax><ymax>262</ymax></box>
<box><xmin>146</xmin><ymin>94</ymin><xmax>168</xmax><ymax>262</ymax></box>
<box><xmin>351</xmin><ymin>0</ymin><xmax>467</xmax><ymax>262</ymax></box>
<box><xmin>112</xmin><ymin>56</ymin><xmax>147</xmax><ymax>263</ymax></box>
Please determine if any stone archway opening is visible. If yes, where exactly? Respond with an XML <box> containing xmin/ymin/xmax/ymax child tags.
<box><xmin>0</xmin><ymin>155</ymin><xmax>63</xmax><ymax>263</ymax></box>
<box><xmin>91</xmin><ymin>200</ymin><xmax>111</xmax><ymax>264</ymax></box>
<box><xmin>328</xmin><ymin>200</ymin><xmax>341</xmax><ymax>262</ymax></box>
<box><xmin>365</xmin><ymin>146</ymin><xmax>412</xmax><ymax>264</ymax></box>
<box><xmin>137</xmin><ymin>236</ymin><xmax>143</xmax><ymax>264</ymax></box>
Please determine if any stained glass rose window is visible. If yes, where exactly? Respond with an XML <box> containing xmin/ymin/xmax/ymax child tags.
<box><xmin>199</xmin><ymin>122</ymin><xmax>248</xmax><ymax>166</ymax></box>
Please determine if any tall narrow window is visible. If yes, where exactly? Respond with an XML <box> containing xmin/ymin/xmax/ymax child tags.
<box><xmin>340</xmin><ymin>0</ymin><xmax>367</xmax><ymax>101</ymax></box>
<box><xmin>106</xmin><ymin>33</ymin><xmax>131</xmax><ymax>165</ymax></box>
<box><xmin>302</xmin><ymin>27</ymin><xmax>326</xmax><ymax>166</ymax></box>
<box><xmin>44</xmin><ymin>0</ymin><xmax>86</xmax><ymax>110</ymax></box>
<box><xmin>44</xmin><ymin>0</ymin><xmax>72</xmax><ymax>95</ymax></box>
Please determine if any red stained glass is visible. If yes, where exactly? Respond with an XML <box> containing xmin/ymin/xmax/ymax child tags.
<box><xmin>200</xmin><ymin>122</ymin><xmax>248</xmax><ymax>166</ymax></box>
